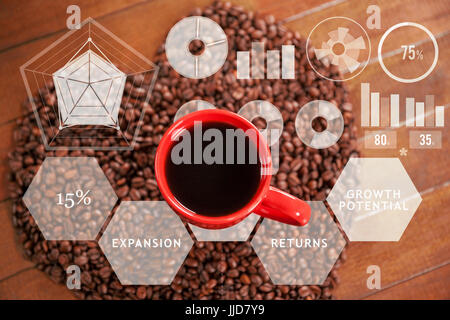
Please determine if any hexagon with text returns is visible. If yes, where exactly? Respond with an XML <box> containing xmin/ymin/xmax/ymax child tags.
<box><xmin>23</xmin><ymin>157</ymin><xmax>117</xmax><ymax>240</ymax></box>
<box><xmin>99</xmin><ymin>201</ymin><xmax>193</xmax><ymax>285</ymax></box>
<box><xmin>251</xmin><ymin>201</ymin><xmax>346</xmax><ymax>285</ymax></box>
<box><xmin>327</xmin><ymin>158</ymin><xmax>422</xmax><ymax>241</ymax></box>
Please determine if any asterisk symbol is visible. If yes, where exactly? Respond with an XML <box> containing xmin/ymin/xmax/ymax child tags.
<box><xmin>399</xmin><ymin>147</ymin><xmax>408</xmax><ymax>156</ymax></box>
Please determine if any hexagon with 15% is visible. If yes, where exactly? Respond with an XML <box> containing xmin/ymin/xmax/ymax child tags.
<box><xmin>23</xmin><ymin>157</ymin><xmax>118</xmax><ymax>240</ymax></box>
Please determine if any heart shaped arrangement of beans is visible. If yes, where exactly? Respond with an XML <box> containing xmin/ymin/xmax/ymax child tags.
<box><xmin>9</xmin><ymin>1</ymin><xmax>357</xmax><ymax>299</ymax></box>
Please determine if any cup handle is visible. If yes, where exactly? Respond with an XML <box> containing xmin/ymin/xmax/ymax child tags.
<box><xmin>254</xmin><ymin>186</ymin><xmax>311</xmax><ymax>226</ymax></box>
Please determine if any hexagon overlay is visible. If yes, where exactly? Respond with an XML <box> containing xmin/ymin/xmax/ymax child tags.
<box><xmin>327</xmin><ymin>158</ymin><xmax>422</xmax><ymax>241</ymax></box>
<box><xmin>189</xmin><ymin>214</ymin><xmax>259</xmax><ymax>242</ymax></box>
<box><xmin>251</xmin><ymin>201</ymin><xmax>346</xmax><ymax>285</ymax></box>
<box><xmin>99</xmin><ymin>201</ymin><xmax>193</xmax><ymax>285</ymax></box>
<box><xmin>23</xmin><ymin>157</ymin><xmax>117</xmax><ymax>240</ymax></box>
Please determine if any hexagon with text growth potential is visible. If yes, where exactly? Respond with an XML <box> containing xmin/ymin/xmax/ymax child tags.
<box><xmin>327</xmin><ymin>158</ymin><xmax>422</xmax><ymax>241</ymax></box>
<box><xmin>251</xmin><ymin>201</ymin><xmax>346</xmax><ymax>285</ymax></box>
<box><xmin>23</xmin><ymin>157</ymin><xmax>117</xmax><ymax>240</ymax></box>
<box><xmin>99</xmin><ymin>201</ymin><xmax>193</xmax><ymax>285</ymax></box>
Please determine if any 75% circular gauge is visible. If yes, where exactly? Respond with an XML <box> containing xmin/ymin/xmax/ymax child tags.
<box><xmin>57</xmin><ymin>189</ymin><xmax>91</xmax><ymax>209</ymax></box>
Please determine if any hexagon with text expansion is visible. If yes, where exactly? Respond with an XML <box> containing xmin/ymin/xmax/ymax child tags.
<box><xmin>99</xmin><ymin>201</ymin><xmax>193</xmax><ymax>285</ymax></box>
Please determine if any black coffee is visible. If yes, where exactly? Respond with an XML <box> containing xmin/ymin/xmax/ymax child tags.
<box><xmin>165</xmin><ymin>122</ymin><xmax>261</xmax><ymax>217</ymax></box>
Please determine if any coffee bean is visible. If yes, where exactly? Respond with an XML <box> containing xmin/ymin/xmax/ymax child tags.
<box><xmin>74</xmin><ymin>255</ymin><xmax>88</xmax><ymax>266</ymax></box>
<box><xmin>117</xmin><ymin>185</ymin><xmax>129</xmax><ymax>198</ymax></box>
<box><xmin>321</xmin><ymin>171</ymin><xmax>333</xmax><ymax>182</ymax></box>
<box><xmin>217</xmin><ymin>260</ymin><xmax>227</xmax><ymax>273</ymax></box>
<box><xmin>259</xmin><ymin>283</ymin><xmax>274</xmax><ymax>292</ymax></box>
<box><xmin>240</xmin><ymin>274</ymin><xmax>251</xmax><ymax>285</ymax></box>
<box><xmin>185</xmin><ymin>258</ymin><xmax>198</xmax><ymax>268</ymax></box>
<box><xmin>227</xmin><ymin>269</ymin><xmax>239</xmax><ymax>278</ymax></box>
<box><xmin>251</xmin><ymin>274</ymin><xmax>263</xmax><ymax>286</ymax></box>
<box><xmin>99</xmin><ymin>266</ymin><xmax>112</xmax><ymax>279</ymax></box>
<box><xmin>206</xmin><ymin>279</ymin><xmax>217</xmax><ymax>289</ymax></box>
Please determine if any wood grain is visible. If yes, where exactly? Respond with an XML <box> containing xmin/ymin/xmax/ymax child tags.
<box><xmin>0</xmin><ymin>201</ymin><xmax>35</xmax><ymax>280</ymax></box>
<box><xmin>0</xmin><ymin>268</ymin><xmax>75</xmax><ymax>300</ymax></box>
<box><xmin>333</xmin><ymin>185</ymin><xmax>450</xmax><ymax>299</ymax></box>
<box><xmin>364</xmin><ymin>263</ymin><xmax>450</xmax><ymax>300</ymax></box>
<box><xmin>0</xmin><ymin>0</ymin><xmax>448</xmax><ymax>300</ymax></box>
<box><xmin>237</xmin><ymin>0</ymin><xmax>333</xmax><ymax>20</ymax></box>
<box><xmin>346</xmin><ymin>32</ymin><xmax>450</xmax><ymax>131</ymax></box>
<box><xmin>0</xmin><ymin>123</ymin><xmax>15</xmax><ymax>202</ymax></box>
<box><xmin>0</xmin><ymin>0</ymin><xmax>216</xmax><ymax>125</ymax></box>
<box><xmin>0</xmin><ymin>0</ymin><xmax>148</xmax><ymax>51</ymax></box>
<box><xmin>0</xmin><ymin>0</ymin><xmax>222</xmax><ymax>283</ymax></box>
<box><xmin>285</xmin><ymin>0</ymin><xmax>450</xmax><ymax>56</ymax></box>
<box><xmin>347</xmin><ymin>32</ymin><xmax>450</xmax><ymax>191</ymax></box>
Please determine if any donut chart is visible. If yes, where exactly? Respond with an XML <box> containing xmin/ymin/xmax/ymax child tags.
<box><xmin>165</xmin><ymin>16</ymin><xmax>228</xmax><ymax>79</ymax></box>
<box><xmin>295</xmin><ymin>100</ymin><xmax>344</xmax><ymax>149</ymax></box>
<box><xmin>238</xmin><ymin>100</ymin><xmax>283</xmax><ymax>146</ymax></box>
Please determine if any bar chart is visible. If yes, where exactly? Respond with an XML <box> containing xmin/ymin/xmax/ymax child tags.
<box><xmin>361</xmin><ymin>83</ymin><xmax>444</xmax><ymax>150</ymax></box>
<box><xmin>360</xmin><ymin>83</ymin><xmax>445</xmax><ymax>128</ymax></box>
<box><xmin>236</xmin><ymin>42</ymin><xmax>295</xmax><ymax>79</ymax></box>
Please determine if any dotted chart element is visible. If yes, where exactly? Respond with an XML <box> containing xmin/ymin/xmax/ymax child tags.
<box><xmin>23</xmin><ymin>157</ymin><xmax>117</xmax><ymax>240</ymax></box>
<box><xmin>295</xmin><ymin>100</ymin><xmax>344</xmax><ymax>149</ymax></box>
<box><xmin>165</xmin><ymin>16</ymin><xmax>228</xmax><ymax>79</ymax></box>
<box><xmin>251</xmin><ymin>201</ymin><xmax>346</xmax><ymax>285</ymax></box>
<box><xmin>99</xmin><ymin>201</ymin><xmax>193</xmax><ymax>285</ymax></box>
<box><xmin>327</xmin><ymin>158</ymin><xmax>422</xmax><ymax>241</ymax></box>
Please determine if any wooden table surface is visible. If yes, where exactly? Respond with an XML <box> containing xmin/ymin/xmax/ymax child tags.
<box><xmin>0</xmin><ymin>0</ymin><xmax>449</xmax><ymax>300</ymax></box>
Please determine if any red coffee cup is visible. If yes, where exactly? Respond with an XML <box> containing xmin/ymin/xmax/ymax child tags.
<box><xmin>155</xmin><ymin>109</ymin><xmax>311</xmax><ymax>229</ymax></box>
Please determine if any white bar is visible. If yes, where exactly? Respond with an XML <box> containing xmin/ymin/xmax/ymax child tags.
<box><xmin>405</xmin><ymin>98</ymin><xmax>415</xmax><ymax>127</ymax></box>
<box><xmin>267</xmin><ymin>50</ymin><xmax>280</xmax><ymax>79</ymax></box>
<box><xmin>361</xmin><ymin>83</ymin><xmax>370</xmax><ymax>127</ymax></box>
<box><xmin>251</xmin><ymin>42</ymin><xmax>264</xmax><ymax>79</ymax></box>
<box><xmin>435</xmin><ymin>106</ymin><xmax>444</xmax><ymax>127</ymax></box>
<box><xmin>370</xmin><ymin>92</ymin><xmax>380</xmax><ymax>127</ymax></box>
<box><xmin>425</xmin><ymin>95</ymin><xmax>434</xmax><ymax>127</ymax></box>
<box><xmin>416</xmin><ymin>102</ymin><xmax>425</xmax><ymax>126</ymax></box>
<box><xmin>237</xmin><ymin>51</ymin><xmax>250</xmax><ymax>79</ymax></box>
<box><xmin>390</xmin><ymin>94</ymin><xmax>400</xmax><ymax>127</ymax></box>
<box><xmin>281</xmin><ymin>45</ymin><xmax>295</xmax><ymax>79</ymax></box>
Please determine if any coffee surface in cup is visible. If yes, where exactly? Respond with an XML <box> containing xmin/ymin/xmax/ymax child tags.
<box><xmin>166</xmin><ymin>122</ymin><xmax>261</xmax><ymax>217</ymax></box>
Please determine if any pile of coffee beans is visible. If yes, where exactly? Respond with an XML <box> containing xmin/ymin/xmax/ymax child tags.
<box><xmin>8</xmin><ymin>1</ymin><xmax>357</xmax><ymax>299</ymax></box>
